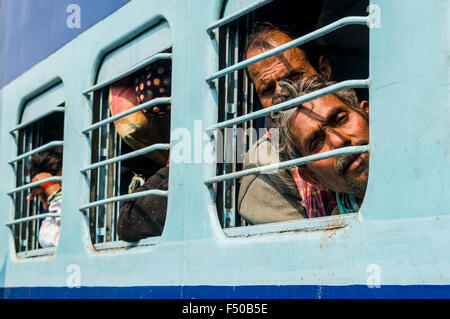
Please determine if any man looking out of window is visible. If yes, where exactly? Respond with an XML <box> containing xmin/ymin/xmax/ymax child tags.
<box><xmin>272</xmin><ymin>75</ymin><xmax>369</xmax><ymax>214</ymax></box>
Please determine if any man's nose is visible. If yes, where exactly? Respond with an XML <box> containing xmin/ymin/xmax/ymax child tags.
<box><xmin>271</xmin><ymin>83</ymin><xmax>286</xmax><ymax>105</ymax></box>
<box><xmin>326</xmin><ymin>128</ymin><xmax>351</xmax><ymax>149</ymax></box>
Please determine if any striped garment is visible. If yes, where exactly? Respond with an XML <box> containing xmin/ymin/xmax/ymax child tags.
<box><xmin>292</xmin><ymin>168</ymin><xmax>337</xmax><ymax>218</ymax></box>
<box><xmin>39</xmin><ymin>189</ymin><xmax>62</xmax><ymax>248</ymax></box>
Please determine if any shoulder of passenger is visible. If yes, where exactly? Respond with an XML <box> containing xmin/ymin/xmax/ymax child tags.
<box><xmin>243</xmin><ymin>134</ymin><xmax>280</xmax><ymax>168</ymax></box>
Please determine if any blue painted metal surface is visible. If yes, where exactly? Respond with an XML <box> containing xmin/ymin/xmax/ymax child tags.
<box><xmin>9</xmin><ymin>141</ymin><xmax>64</xmax><ymax>164</ymax></box>
<box><xmin>83</xmin><ymin>53</ymin><xmax>172</xmax><ymax>94</ymax></box>
<box><xmin>0</xmin><ymin>0</ymin><xmax>449</xmax><ymax>299</ymax></box>
<box><xmin>82</xmin><ymin>97</ymin><xmax>172</xmax><ymax>133</ymax></box>
<box><xmin>81</xmin><ymin>143</ymin><xmax>170</xmax><ymax>172</ymax></box>
<box><xmin>79</xmin><ymin>189</ymin><xmax>168</xmax><ymax>211</ymax></box>
<box><xmin>205</xmin><ymin>79</ymin><xmax>369</xmax><ymax>132</ymax></box>
<box><xmin>206</xmin><ymin>16</ymin><xmax>369</xmax><ymax>82</ymax></box>
<box><xmin>206</xmin><ymin>0</ymin><xmax>274</xmax><ymax>35</ymax></box>
<box><xmin>8</xmin><ymin>176</ymin><xmax>63</xmax><ymax>195</ymax></box>
<box><xmin>6</xmin><ymin>213</ymin><xmax>62</xmax><ymax>227</ymax></box>
<box><xmin>205</xmin><ymin>145</ymin><xmax>370</xmax><ymax>185</ymax></box>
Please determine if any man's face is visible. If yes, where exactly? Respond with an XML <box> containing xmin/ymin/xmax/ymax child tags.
<box><xmin>246</xmin><ymin>30</ymin><xmax>317</xmax><ymax>108</ymax></box>
<box><xmin>291</xmin><ymin>94</ymin><xmax>370</xmax><ymax>198</ymax></box>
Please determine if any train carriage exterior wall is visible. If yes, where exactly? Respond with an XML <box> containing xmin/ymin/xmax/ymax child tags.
<box><xmin>0</xmin><ymin>0</ymin><xmax>449</xmax><ymax>298</ymax></box>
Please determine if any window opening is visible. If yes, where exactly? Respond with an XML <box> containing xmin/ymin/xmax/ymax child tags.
<box><xmin>208</xmin><ymin>0</ymin><xmax>370</xmax><ymax>230</ymax></box>
<box><xmin>81</xmin><ymin>48</ymin><xmax>172</xmax><ymax>249</ymax></box>
<box><xmin>7</xmin><ymin>90</ymin><xmax>65</xmax><ymax>256</ymax></box>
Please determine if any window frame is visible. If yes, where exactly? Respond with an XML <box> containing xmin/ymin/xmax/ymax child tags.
<box><xmin>7</xmin><ymin>82</ymin><xmax>65</xmax><ymax>258</ymax></box>
<box><xmin>80</xmin><ymin>21</ymin><xmax>173</xmax><ymax>251</ymax></box>
<box><xmin>206</xmin><ymin>0</ymin><xmax>371</xmax><ymax>236</ymax></box>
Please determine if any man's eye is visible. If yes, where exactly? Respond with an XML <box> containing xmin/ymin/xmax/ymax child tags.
<box><xmin>310</xmin><ymin>136</ymin><xmax>324</xmax><ymax>152</ymax></box>
<box><xmin>261</xmin><ymin>86</ymin><xmax>274</xmax><ymax>96</ymax></box>
<box><xmin>336</xmin><ymin>113</ymin><xmax>348</xmax><ymax>126</ymax></box>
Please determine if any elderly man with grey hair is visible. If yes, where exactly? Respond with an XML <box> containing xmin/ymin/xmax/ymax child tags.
<box><xmin>272</xmin><ymin>75</ymin><xmax>370</xmax><ymax>214</ymax></box>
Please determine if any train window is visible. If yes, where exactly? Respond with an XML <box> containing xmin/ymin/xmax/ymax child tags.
<box><xmin>7</xmin><ymin>83</ymin><xmax>65</xmax><ymax>257</ymax></box>
<box><xmin>80</xmin><ymin>21</ymin><xmax>172</xmax><ymax>250</ymax></box>
<box><xmin>206</xmin><ymin>0</ymin><xmax>369</xmax><ymax>232</ymax></box>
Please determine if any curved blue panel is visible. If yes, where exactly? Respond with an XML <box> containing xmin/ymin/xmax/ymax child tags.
<box><xmin>0</xmin><ymin>0</ymin><xmax>131</xmax><ymax>88</ymax></box>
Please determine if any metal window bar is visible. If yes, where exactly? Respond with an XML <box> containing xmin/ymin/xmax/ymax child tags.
<box><xmin>6</xmin><ymin>213</ymin><xmax>61</xmax><ymax>227</ymax></box>
<box><xmin>207</xmin><ymin>79</ymin><xmax>369</xmax><ymax>133</ymax></box>
<box><xmin>80</xmin><ymin>189</ymin><xmax>168</xmax><ymax>212</ymax></box>
<box><xmin>214</xmin><ymin>12</ymin><xmax>258</xmax><ymax>228</ymax></box>
<box><xmin>206</xmin><ymin>0</ymin><xmax>274</xmax><ymax>36</ymax></box>
<box><xmin>205</xmin><ymin>145</ymin><xmax>370</xmax><ymax>185</ymax></box>
<box><xmin>82</xmin><ymin>53</ymin><xmax>172</xmax><ymax>95</ymax></box>
<box><xmin>9</xmin><ymin>107</ymin><xmax>64</xmax><ymax>134</ymax></box>
<box><xmin>8</xmin><ymin>176</ymin><xmax>63</xmax><ymax>195</ymax></box>
<box><xmin>82</xmin><ymin>97</ymin><xmax>171</xmax><ymax>134</ymax></box>
<box><xmin>84</xmin><ymin>56</ymin><xmax>172</xmax><ymax>245</ymax></box>
<box><xmin>206</xmin><ymin>16</ymin><xmax>369</xmax><ymax>83</ymax></box>
<box><xmin>208</xmin><ymin>13</ymin><xmax>370</xmax><ymax>227</ymax></box>
<box><xmin>81</xmin><ymin>143</ymin><xmax>170</xmax><ymax>173</ymax></box>
<box><xmin>8</xmin><ymin>140</ymin><xmax>64</xmax><ymax>164</ymax></box>
<box><xmin>222</xmin><ymin>20</ymin><xmax>239</xmax><ymax>228</ymax></box>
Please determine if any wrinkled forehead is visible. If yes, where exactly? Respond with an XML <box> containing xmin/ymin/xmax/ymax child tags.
<box><xmin>245</xmin><ymin>35</ymin><xmax>313</xmax><ymax>84</ymax></box>
<box><xmin>299</xmin><ymin>95</ymin><xmax>350</xmax><ymax>122</ymax></box>
<box><xmin>246</xmin><ymin>30</ymin><xmax>293</xmax><ymax>55</ymax></box>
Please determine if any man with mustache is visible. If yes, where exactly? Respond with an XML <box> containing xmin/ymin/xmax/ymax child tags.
<box><xmin>273</xmin><ymin>75</ymin><xmax>369</xmax><ymax>214</ymax></box>
<box><xmin>237</xmin><ymin>23</ymin><xmax>337</xmax><ymax>224</ymax></box>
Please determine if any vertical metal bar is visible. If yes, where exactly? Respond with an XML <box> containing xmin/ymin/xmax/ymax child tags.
<box><xmin>239</xmin><ymin>20</ymin><xmax>249</xmax><ymax>228</ymax></box>
<box><xmin>97</xmin><ymin>89</ymin><xmax>108</xmax><ymax>243</ymax></box>
<box><xmin>248</xmin><ymin>11</ymin><xmax>256</xmax><ymax>152</ymax></box>
<box><xmin>17</xmin><ymin>129</ymin><xmax>25</xmax><ymax>252</ymax></box>
<box><xmin>223</xmin><ymin>23</ymin><xmax>231</xmax><ymax>227</ymax></box>
<box><xmin>21</xmin><ymin>125</ymin><xmax>33</xmax><ymax>251</ymax></box>
<box><xmin>30</xmin><ymin>120</ymin><xmax>40</xmax><ymax>250</ymax></box>
<box><xmin>105</xmin><ymin>97</ymin><xmax>116</xmax><ymax>242</ymax></box>
<box><xmin>236</xmin><ymin>15</ymin><xmax>252</xmax><ymax>227</ymax></box>
<box><xmin>223</xmin><ymin>20</ymin><xmax>239</xmax><ymax>228</ymax></box>
<box><xmin>231</xmin><ymin>19</ymin><xmax>240</xmax><ymax>228</ymax></box>
<box><xmin>14</xmin><ymin>130</ymin><xmax>24</xmax><ymax>252</ymax></box>
<box><xmin>216</xmin><ymin>23</ymin><xmax>227</xmax><ymax>229</ymax></box>
<box><xmin>221</xmin><ymin>24</ymin><xmax>228</xmax><ymax>227</ymax></box>
<box><xmin>89</xmin><ymin>90</ymin><xmax>100</xmax><ymax>245</ymax></box>
<box><xmin>113</xmin><ymin>129</ymin><xmax>122</xmax><ymax>241</ymax></box>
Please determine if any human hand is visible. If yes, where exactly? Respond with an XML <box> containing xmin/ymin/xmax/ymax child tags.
<box><xmin>26</xmin><ymin>172</ymin><xmax>54</xmax><ymax>210</ymax></box>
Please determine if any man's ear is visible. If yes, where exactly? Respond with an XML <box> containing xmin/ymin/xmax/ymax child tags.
<box><xmin>360</xmin><ymin>100</ymin><xmax>369</xmax><ymax>116</ymax></box>
<box><xmin>298</xmin><ymin>167</ymin><xmax>327</xmax><ymax>191</ymax></box>
<box><xmin>318</xmin><ymin>55</ymin><xmax>332</xmax><ymax>81</ymax></box>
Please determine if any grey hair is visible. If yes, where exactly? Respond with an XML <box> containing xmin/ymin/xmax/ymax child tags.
<box><xmin>271</xmin><ymin>74</ymin><xmax>361</xmax><ymax>162</ymax></box>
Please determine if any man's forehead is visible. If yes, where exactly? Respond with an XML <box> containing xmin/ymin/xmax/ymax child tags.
<box><xmin>293</xmin><ymin>95</ymin><xmax>348</xmax><ymax>134</ymax></box>
<box><xmin>303</xmin><ymin>94</ymin><xmax>343</xmax><ymax>113</ymax></box>
<box><xmin>247</xmin><ymin>54</ymin><xmax>290</xmax><ymax>80</ymax></box>
<box><xmin>249</xmin><ymin>29</ymin><xmax>292</xmax><ymax>50</ymax></box>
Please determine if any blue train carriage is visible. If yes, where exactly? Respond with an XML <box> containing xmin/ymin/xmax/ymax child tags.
<box><xmin>0</xmin><ymin>0</ymin><xmax>449</xmax><ymax>299</ymax></box>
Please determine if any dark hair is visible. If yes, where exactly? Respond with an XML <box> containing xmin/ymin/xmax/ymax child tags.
<box><xmin>28</xmin><ymin>146</ymin><xmax>63</xmax><ymax>178</ymax></box>
<box><xmin>243</xmin><ymin>22</ymin><xmax>323</xmax><ymax>71</ymax></box>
